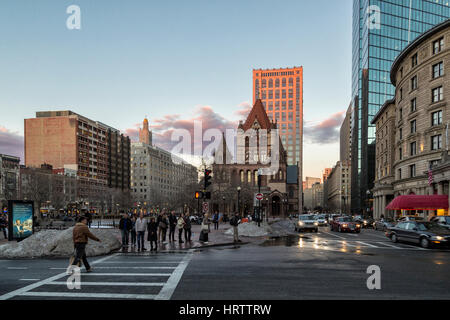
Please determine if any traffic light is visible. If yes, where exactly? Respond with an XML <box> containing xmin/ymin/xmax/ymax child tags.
<box><xmin>195</xmin><ymin>191</ymin><xmax>203</xmax><ymax>199</ymax></box>
<box><xmin>204</xmin><ymin>169</ymin><xmax>212</xmax><ymax>189</ymax></box>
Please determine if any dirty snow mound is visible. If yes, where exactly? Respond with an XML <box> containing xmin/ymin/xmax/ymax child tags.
<box><xmin>0</xmin><ymin>227</ymin><xmax>121</xmax><ymax>259</ymax></box>
<box><xmin>225</xmin><ymin>222</ymin><xmax>272</xmax><ymax>237</ymax></box>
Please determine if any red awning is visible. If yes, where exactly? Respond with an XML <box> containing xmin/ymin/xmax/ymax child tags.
<box><xmin>385</xmin><ymin>195</ymin><xmax>449</xmax><ymax>210</ymax></box>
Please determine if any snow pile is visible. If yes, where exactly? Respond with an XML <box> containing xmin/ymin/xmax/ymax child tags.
<box><xmin>225</xmin><ymin>222</ymin><xmax>273</xmax><ymax>237</ymax></box>
<box><xmin>0</xmin><ymin>227</ymin><xmax>121</xmax><ymax>259</ymax></box>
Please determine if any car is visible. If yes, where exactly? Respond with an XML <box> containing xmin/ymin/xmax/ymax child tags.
<box><xmin>295</xmin><ymin>215</ymin><xmax>318</xmax><ymax>232</ymax></box>
<box><xmin>330</xmin><ymin>216</ymin><xmax>361</xmax><ymax>233</ymax></box>
<box><xmin>373</xmin><ymin>219</ymin><xmax>395</xmax><ymax>231</ymax></box>
<box><xmin>429</xmin><ymin>216</ymin><xmax>450</xmax><ymax>230</ymax></box>
<box><xmin>353</xmin><ymin>216</ymin><xmax>374</xmax><ymax>228</ymax></box>
<box><xmin>314</xmin><ymin>214</ymin><xmax>327</xmax><ymax>226</ymax></box>
<box><xmin>386</xmin><ymin>221</ymin><xmax>450</xmax><ymax>248</ymax></box>
<box><xmin>397</xmin><ymin>215</ymin><xmax>424</xmax><ymax>222</ymax></box>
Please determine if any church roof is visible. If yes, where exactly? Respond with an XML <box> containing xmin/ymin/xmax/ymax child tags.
<box><xmin>242</xmin><ymin>99</ymin><xmax>273</xmax><ymax>131</ymax></box>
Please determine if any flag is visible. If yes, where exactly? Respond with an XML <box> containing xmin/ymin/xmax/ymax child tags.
<box><xmin>428</xmin><ymin>163</ymin><xmax>433</xmax><ymax>186</ymax></box>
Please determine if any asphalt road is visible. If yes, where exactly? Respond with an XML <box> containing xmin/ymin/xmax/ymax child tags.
<box><xmin>0</xmin><ymin>227</ymin><xmax>449</xmax><ymax>300</ymax></box>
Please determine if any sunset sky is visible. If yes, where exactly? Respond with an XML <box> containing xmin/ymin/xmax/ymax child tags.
<box><xmin>0</xmin><ymin>0</ymin><xmax>352</xmax><ymax>179</ymax></box>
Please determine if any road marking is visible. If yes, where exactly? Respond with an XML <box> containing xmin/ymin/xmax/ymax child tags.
<box><xmin>376</xmin><ymin>242</ymin><xmax>401</xmax><ymax>249</ymax></box>
<box><xmin>50</xmin><ymin>266</ymin><xmax>176</xmax><ymax>270</ymax></box>
<box><xmin>7</xmin><ymin>267</ymin><xmax>28</xmax><ymax>270</ymax></box>
<box><xmin>17</xmin><ymin>292</ymin><xmax>156</xmax><ymax>299</ymax></box>
<box><xmin>356</xmin><ymin>241</ymin><xmax>379</xmax><ymax>248</ymax></box>
<box><xmin>155</xmin><ymin>251</ymin><xmax>193</xmax><ymax>300</ymax></box>
<box><xmin>101</xmin><ymin>261</ymin><xmax>181</xmax><ymax>264</ymax></box>
<box><xmin>19</xmin><ymin>279</ymin><xmax>40</xmax><ymax>281</ymax></box>
<box><xmin>48</xmin><ymin>281</ymin><xmax>165</xmax><ymax>286</ymax></box>
<box><xmin>0</xmin><ymin>253</ymin><xmax>118</xmax><ymax>300</ymax></box>
<box><xmin>76</xmin><ymin>273</ymin><xmax>172</xmax><ymax>276</ymax></box>
<box><xmin>320</xmin><ymin>231</ymin><xmax>346</xmax><ymax>239</ymax></box>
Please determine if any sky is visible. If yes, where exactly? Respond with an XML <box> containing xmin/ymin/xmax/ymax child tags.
<box><xmin>0</xmin><ymin>0</ymin><xmax>352</xmax><ymax>179</ymax></box>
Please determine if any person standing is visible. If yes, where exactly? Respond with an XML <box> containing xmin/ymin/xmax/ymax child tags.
<box><xmin>213</xmin><ymin>211</ymin><xmax>219</xmax><ymax>230</ymax></box>
<box><xmin>168</xmin><ymin>211</ymin><xmax>177</xmax><ymax>242</ymax></box>
<box><xmin>119</xmin><ymin>213</ymin><xmax>132</xmax><ymax>249</ymax></box>
<box><xmin>160</xmin><ymin>213</ymin><xmax>169</xmax><ymax>243</ymax></box>
<box><xmin>177</xmin><ymin>213</ymin><xmax>185</xmax><ymax>243</ymax></box>
<box><xmin>135</xmin><ymin>212</ymin><xmax>147</xmax><ymax>252</ymax></box>
<box><xmin>130</xmin><ymin>216</ymin><xmax>137</xmax><ymax>248</ymax></box>
<box><xmin>156</xmin><ymin>212</ymin><xmax>163</xmax><ymax>243</ymax></box>
<box><xmin>69</xmin><ymin>216</ymin><xmax>101</xmax><ymax>273</ymax></box>
<box><xmin>0</xmin><ymin>214</ymin><xmax>7</xmax><ymax>239</ymax></box>
<box><xmin>184</xmin><ymin>212</ymin><xmax>192</xmax><ymax>242</ymax></box>
<box><xmin>230</xmin><ymin>212</ymin><xmax>241</xmax><ymax>243</ymax></box>
<box><xmin>200</xmin><ymin>213</ymin><xmax>211</xmax><ymax>243</ymax></box>
<box><xmin>147</xmin><ymin>217</ymin><xmax>158</xmax><ymax>252</ymax></box>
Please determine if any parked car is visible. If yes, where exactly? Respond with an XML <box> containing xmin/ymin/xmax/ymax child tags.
<box><xmin>429</xmin><ymin>216</ymin><xmax>450</xmax><ymax>230</ymax></box>
<box><xmin>330</xmin><ymin>216</ymin><xmax>361</xmax><ymax>233</ymax></box>
<box><xmin>386</xmin><ymin>221</ymin><xmax>450</xmax><ymax>248</ymax></box>
<box><xmin>295</xmin><ymin>215</ymin><xmax>318</xmax><ymax>232</ymax></box>
<box><xmin>353</xmin><ymin>216</ymin><xmax>374</xmax><ymax>228</ymax></box>
<box><xmin>314</xmin><ymin>214</ymin><xmax>328</xmax><ymax>226</ymax></box>
<box><xmin>373</xmin><ymin>219</ymin><xmax>395</xmax><ymax>231</ymax></box>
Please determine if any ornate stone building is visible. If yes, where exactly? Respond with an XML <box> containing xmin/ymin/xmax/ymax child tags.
<box><xmin>211</xmin><ymin>99</ymin><xmax>299</xmax><ymax>217</ymax></box>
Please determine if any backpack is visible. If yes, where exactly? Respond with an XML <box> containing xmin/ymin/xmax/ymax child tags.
<box><xmin>230</xmin><ymin>216</ymin><xmax>238</xmax><ymax>226</ymax></box>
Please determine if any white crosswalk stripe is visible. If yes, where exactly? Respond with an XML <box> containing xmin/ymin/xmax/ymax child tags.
<box><xmin>0</xmin><ymin>251</ymin><xmax>193</xmax><ymax>300</ymax></box>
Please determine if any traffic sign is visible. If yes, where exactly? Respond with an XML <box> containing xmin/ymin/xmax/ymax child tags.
<box><xmin>256</xmin><ymin>193</ymin><xmax>263</xmax><ymax>200</ymax></box>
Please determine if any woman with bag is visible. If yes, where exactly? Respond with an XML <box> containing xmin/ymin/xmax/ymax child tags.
<box><xmin>200</xmin><ymin>214</ymin><xmax>211</xmax><ymax>243</ymax></box>
<box><xmin>177</xmin><ymin>213</ymin><xmax>185</xmax><ymax>243</ymax></box>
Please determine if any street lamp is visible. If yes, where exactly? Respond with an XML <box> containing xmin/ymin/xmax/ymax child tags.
<box><xmin>237</xmin><ymin>186</ymin><xmax>241</xmax><ymax>217</ymax></box>
<box><xmin>366</xmin><ymin>190</ymin><xmax>371</xmax><ymax>216</ymax></box>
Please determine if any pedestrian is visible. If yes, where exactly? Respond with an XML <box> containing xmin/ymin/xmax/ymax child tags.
<box><xmin>68</xmin><ymin>216</ymin><xmax>101</xmax><ymax>273</ymax></box>
<box><xmin>147</xmin><ymin>217</ymin><xmax>158</xmax><ymax>252</ymax></box>
<box><xmin>119</xmin><ymin>213</ymin><xmax>132</xmax><ymax>249</ymax></box>
<box><xmin>184</xmin><ymin>212</ymin><xmax>192</xmax><ymax>242</ymax></box>
<box><xmin>213</xmin><ymin>211</ymin><xmax>219</xmax><ymax>230</ymax></box>
<box><xmin>168</xmin><ymin>211</ymin><xmax>177</xmax><ymax>242</ymax></box>
<box><xmin>177</xmin><ymin>213</ymin><xmax>185</xmax><ymax>243</ymax></box>
<box><xmin>200</xmin><ymin>213</ymin><xmax>211</xmax><ymax>243</ymax></box>
<box><xmin>0</xmin><ymin>214</ymin><xmax>7</xmax><ymax>239</ymax></box>
<box><xmin>157</xmin><ymin>212</ymin><xmax>163</xmax><ymax>243</ymax></box>
<box><xmin>85</xmin><ymin>211</ymin><xmax>92</xmax><ymax>228</ymax></box>
<box><xmin>135</xmin><ymin>212</ymin><xmax>147</xmax><ymax>252</ymax></box>
<box><xmin>159</xmin><ymin>213</ymin><xmax>169</xmax><ymax>243</ymax></box>
<box><xmin>130</xmin><ymin>216</ymin><xmax>137</xmax><ymax>248</ymax></box>
<box><xmin>230</xmin><ymin>212</ymin><xmax>241</xmax><ymax>243</ymax></box>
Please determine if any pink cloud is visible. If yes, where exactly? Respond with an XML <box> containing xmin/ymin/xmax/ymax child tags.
<box><xmin>304</xmin><ymin>111</ymin><xmax>345</xmax><ymax>144</ymax></box>
<box><xmin>0</xmin><ymin>126</ymin><xmax>24</xmax><ymax>162</ymax></box>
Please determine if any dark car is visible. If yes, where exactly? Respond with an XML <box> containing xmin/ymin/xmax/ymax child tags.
<box><xmin>386</xmin><ymin>221</ymin><xmax>450</xmax><ymax>248</ymax></box>
<box><xmin>373</xmin><ymin>219</ymin><xmax>395</xmax><ymax>231</ymax></box>
<box><xmin>429</xmin><ymin>216</ymin><xmax>450</xmax><ymax>230</ymax></box>
<box><xmin>353</xmin><ymin>216</ymin><xmax>374</xmax><ymax>228</ymax></box>
<box><xmin>330</xmin><ymin>216</ymin><xmax>361</xmax><ymax>233</ymax></box>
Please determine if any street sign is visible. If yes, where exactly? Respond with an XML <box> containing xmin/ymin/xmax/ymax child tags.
<box><xmin>256</xmin><ymin>193</ymin><xmax>263</xmax><ymax>200</ymax></box>
<box><xmin>202</xmin><ymin>202</ymin><xmax>209</xmax><ymax>214</ymax></box>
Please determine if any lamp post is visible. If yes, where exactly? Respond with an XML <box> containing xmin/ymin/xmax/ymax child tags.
<box><xmin>237</xmin><ymin>186</ymin><xmax>241</xmax><ymax>217</ymax></box>
<box><xmin>366</xmin><ymin>190</ymin><xmax>371</xmax><ymax>217</ymax></box>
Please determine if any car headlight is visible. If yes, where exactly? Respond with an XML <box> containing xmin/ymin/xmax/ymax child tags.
<box><xmin>356</xmin><ymin>224</ymin><xmax>361</xmax><ymax>228</ymax></box>
<box><xmin>435</xmin><ymin>236</ymin><xmax>445</xmax><ymax>241</ymax></box>
<box><xmin>342</xmin><ymin>224</ymin><xmax>348</xmax><ymax>228</ymax></box>
<box><xmin>298</xmin><ymin>221</ymin><xmax>304</xmax><ymax>226</ymax></box>
<box><xmin>314</xmin><ymin>222</ymin><xmax>318</xmax><ymax>226</ymax></box>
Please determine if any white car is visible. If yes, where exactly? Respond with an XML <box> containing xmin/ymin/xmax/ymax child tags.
<box><xmin>314</xmin><ymin>215</ymin><xmax>327</xmax><ymax>226</ymax></box>
<box><xmin>295</xmin><ymin>215</ymin><xmax>319</xmax><ymax>232</ymax></box>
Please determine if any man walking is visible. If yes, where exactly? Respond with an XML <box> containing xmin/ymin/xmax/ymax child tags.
<box><xmin>119</xmin><ymin>213</ymin><xmax>132</xmax><ymax>249</ymax></box>
<box><xmin>184</xmin><ymin>212</ymin><xmax>192</xmax><ymax>242</ymax></box>
<box><xmin>135</xmin><ymin>212</ymin><xmax>147</xmax><ymax>252</ymax></box>
<box><xmin>168</xmin><ymin>211</ymin><xmax>177</xmax><ymax>242</ymax></box>
<box><xmin>69</xmin><ymin>216</ymin><xmax>101</xmax><ymax>273</ymax></box>
<box><xmin>213</xmin><ymin>211</ymin><xmax>219</xmax><ymax>230</ymax></box>
<box><xmin>230</xmin><ymin>212</ymin><xmax>241</xmax><ymax>243</ymax></box>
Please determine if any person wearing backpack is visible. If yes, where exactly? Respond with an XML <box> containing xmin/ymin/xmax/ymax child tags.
<box><xmin>230</xmin><ymin>212</ymin><xmax>241</xmax><ymax>243</ymax></box>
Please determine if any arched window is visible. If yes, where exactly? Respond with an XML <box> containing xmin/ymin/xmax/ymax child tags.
<box><xmin>262</xmin><ymin>79</ymin><xmax>267</xmax><ymax>88</ymax></box>
<box><xmin>240</xmin><ymin>170</ymin><xmax>244</xmax><ymax>183</ymax></box>
<box><xmin>278</xmin><ymin>169</ymin><xmax>283</xmax><ymax>181</ymax></box>
<box><xmin>268</xmin><ymin>79</ymin><xmax>273</xmax><ymax>88</ymax></box>
<box><xmin>254</xmin><ymin>170</ymin><xmax>258</xmax><ymax>186</ymax></box>
<box><xmin>275</xmin><ymin>79</ymin><xmax>280</xmax><ymax>87</ymax></box>
<box><xmin>247</xmin><ymin>170</ymin><xmax>251</xmax><ymax>184</ymax></box>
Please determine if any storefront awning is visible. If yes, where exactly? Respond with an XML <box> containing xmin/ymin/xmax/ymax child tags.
<box><xmin>385</xmin><ymin>195</ymin><xmax>449</xmax><ymax>210</ymax></box>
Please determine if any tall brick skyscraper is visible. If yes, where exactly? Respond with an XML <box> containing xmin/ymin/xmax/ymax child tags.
<box><xmin>139</xmin><ymin>117</ymin><xmax>152</xmax><ymax>145</ymax></box>
<box><xmin>252</xmin><ymin>66</ymin><xmax>303</xmax><ymax>213</ymax></box>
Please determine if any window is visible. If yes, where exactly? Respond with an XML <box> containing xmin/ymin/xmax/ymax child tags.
<box><xmin>431</xmin><ymin>110</ymin><xmax>443</xmax><ymax>126</ymax></box>
<box><xmin>410</xmin><ymin>98</ymin><xmax>416</xmax><ymax>113</ymax></box>
<box><xmin>399</xmin><ymin>88</ymin><xmax>403</xmax><ymax>101</ymax></box>
<box><xmin>409</xmin><ymin>164</ymin><xmax>416</xmax><ymax>178</ymax></box>
<box><xmin>411</xmin><ymin>76</ymin><xmax>417</xmax><ymax>90</ymax></box>
<box><xmin>398</xmin><ymin>168</ymin><xmax>402</xmax><ymax>179</ymax></box>
<box><xmin>411</xmin><ymin>53</ymin><xmax>418</xmax><ymax>68</ymax></box>
<box><xmin>433</xmin><ymin>37</ymin><xmax>444</xmax><ymax>54</ymax></box>
<box><xmin>399</xmin><ymin>128</ymin><xmax>403</xmax><ymax>140</ymax></box>
<box><xmin>432</xmin><ymin>86</ymin><xmax>443</xmax><ymax>103</ymax></box>
<box><xmin>399</xmin><ymin>108</ymin><xmax>403</xmax><ymax>120</ymax></box>
<box><xmin>282</xmin><ymin>78</ymin><xmax>286</xmax><ymax>87</ymax></box>
<box><xmin>275</xmin><ymin>79</ymin><xmax>280</xmax><ymax>87</ymax></box>
<box><xmin>432</xmin><ymin>62</ymin><xmax>444</xmax><ymax>78</ymax></box>
<box><xmin>410</xmin><ymin>120</ymin><xmax>416</xmax><ymax>134</ymax></box>
<box><xmin>410</xmin><ymin>141</ymin><xmax>416</xmax><ymax>156</ymax></box>
<box><xmin>431</xmin><ymin>135</ymin><xmax>442</xmax><ymax>150</ymax></box>
<box><xmin>399</xmin><ymin>147</ymin><xmax>402</xmax><ymax>160</ymax></box>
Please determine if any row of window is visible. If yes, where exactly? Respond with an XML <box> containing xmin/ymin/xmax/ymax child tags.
<box><xmin>256</xmin><ymin>77</ymin><xmax>300</xmax><ymax>88</ymax></box>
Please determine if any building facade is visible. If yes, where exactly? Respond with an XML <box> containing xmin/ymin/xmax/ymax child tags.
<box><xmin>324</xmin><ymin>161</ymin><xmax>351</xmax><ymax>213</ymax></box>
<box><xmin>0</xmin><ymin>154</ymin><xmax>20</xmax><ymax>208</ymax></box>
<box><xmin>304</xmin><ymin>177</ymin><xmax>321</xmax><ymax>190</ymax></box>
<box><xmin>340</xmin><ymin>103</ymin><xmax>352</xmax><ymax>162</ymax></box>
<box><xmin>24</xmin><ymin>111</ymin><xmax>130</xmax><ymax>208</ymax></box>
<box><xmin>351</xmin><ymin>0</ymin><xmax>450</xmax><ymax>214</ymax></box>
<box><xmin>372</xmin><ymin>20</ymin><xmax>450</xmax><ymax>219</ymax></box>
<box><xmin>130</xmin><ymin>118</ymin><xmax>198</xmax><ymax>213</ymax></box>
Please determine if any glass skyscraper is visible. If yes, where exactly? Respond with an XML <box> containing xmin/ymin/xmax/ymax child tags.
<box><xmin>351</xmin><ymin>0</ymin><xmax>450</xmax><ymax>213</ymax></box>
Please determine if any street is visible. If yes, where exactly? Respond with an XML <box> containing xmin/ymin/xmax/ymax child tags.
<box><xmin>0</xmin><ymin>227</ymin><xmax>449</xmax><ymax>300</ymax></box>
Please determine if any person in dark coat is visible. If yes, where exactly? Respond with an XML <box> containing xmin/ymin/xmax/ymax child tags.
<box><xmin>184</xmin><ymin>213</ymin><xmax>192</xmax><ymax>242</ymax></box>
<box><xmin>168</xmin><ymin>211</ymin><xmax>177</xmax><ymax>242</ymax></box>
<box><xmin>147</xmin><ymin>217</ymin><xmax>158</xmax><ymax>252</ymax></box>
<box><xmin>118</xmin><ymin>213</ymin><xmax>132</xmax><ymax>249</ymax></box>
<box><xmin>0</xmin><ymin>214</ymin><xmax>7</xmax><ymax>239</ymax></box>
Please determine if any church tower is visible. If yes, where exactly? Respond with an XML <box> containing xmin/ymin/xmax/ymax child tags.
<box><xmin>139</xmin><ymin>117</ymin><xmax>152</xmax><ymax>145</ymax></box>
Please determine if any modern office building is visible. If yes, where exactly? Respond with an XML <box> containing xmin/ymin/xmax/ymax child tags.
<box><xmin>351</xmin><ymin>0</ymin><xmax>450</xmax><ymax>214</ymax></box>
<box><xmin>340</xmin><ymin>103</ymin><xmax>352</xmax><ymax>162</ymax></box>
<box><xmin>253</xmin><ymin>66</ymin><xmax>304</xmax><ymax>213</ymax></box>
<box><xmin>25</xmin><ymin>111</ymin><xmax>131</xmax><ymax>203</ymax></box>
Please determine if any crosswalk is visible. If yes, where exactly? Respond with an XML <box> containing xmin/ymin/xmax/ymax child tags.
<box><xmin>0</xmin><ymin>250</ymin><xmax>193</xmax><ymax>300</ymax></box>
